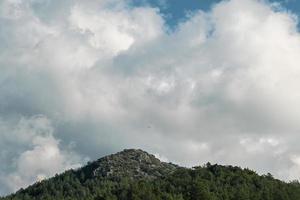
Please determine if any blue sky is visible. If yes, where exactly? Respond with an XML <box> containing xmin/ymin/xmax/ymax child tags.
<box><xmin>132</xmin><ymin>0</ymin><xmax>221</xmax><ymax>27</ymax></box>
<box><xmin>281</xmin><ymin>0</ymin><xmax>300</xmax><ymax>14</ymax></box>
<box><xmin>134</xmin><ymin>0</ymin><xmax>300</xmax><ymax>27</ymax></box>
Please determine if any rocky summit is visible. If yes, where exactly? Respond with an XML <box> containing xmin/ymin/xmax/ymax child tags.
<box><xmin>2</xmin><ymin>149</ymin><xmax>300</xmax><ymax>200</ymax></box>
<box><xmin>83</xmin><ymin>149</ymin><xmax>178</xmax><ymax>180</ymax></box>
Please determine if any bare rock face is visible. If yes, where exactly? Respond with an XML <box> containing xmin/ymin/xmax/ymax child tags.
<box><xmin>84</xmin><ymin>149</ymin><xmax>178</xmax><ymax>180</ymax></box>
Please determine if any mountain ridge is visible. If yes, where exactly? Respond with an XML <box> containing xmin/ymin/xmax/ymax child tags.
<box><xmin>2</xmin><ymin>149</ymin><xmax>300</xmax><ymax>200</ymax></box>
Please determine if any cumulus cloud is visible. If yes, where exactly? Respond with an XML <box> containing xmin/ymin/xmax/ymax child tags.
<box><xmin>0</xmin><ymin>116</ymin><xmax>84</xmax><ymax>194</ymax></box>
<box><xmin>1</xmin><ymin>0</ymin><xmax>300</xmax><ymax>195</ymax></box>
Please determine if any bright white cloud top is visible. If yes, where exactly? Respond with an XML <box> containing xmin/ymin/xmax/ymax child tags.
<box><xmin>1</xmin><ymin>0</ymin><xmax>300</xmax><ymax>195</ymax></box>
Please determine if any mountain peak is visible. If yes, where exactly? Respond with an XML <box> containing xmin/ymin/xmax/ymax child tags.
<box><xmin>83</xmin><ymin>149</ymin><xmax>177</xmax><ymax>180</ymax></box>
<box><xmin>3</xmin><ymin>149</ymin><xmax>300</xmax><ymax>200</ymax></box>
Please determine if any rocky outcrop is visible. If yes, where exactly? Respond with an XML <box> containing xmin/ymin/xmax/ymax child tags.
<box><xmin>84</xmin><ymin>149</ymin><xmax>178</xmax><ymax>180</ymax></box>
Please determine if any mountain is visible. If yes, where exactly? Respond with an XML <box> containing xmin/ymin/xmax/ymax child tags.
<box><xmin>1</xmin><ymin>149</ymin><xmax>300</xmax><ymax>200</ymax></box>
<box><xmin>82</xmin><ymin>149</ymin><xmax>178</xmax><ymax>180</ymax></box>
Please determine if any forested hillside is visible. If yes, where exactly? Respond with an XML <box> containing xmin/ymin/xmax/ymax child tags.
<box><xmin>1</xmin><ymin>149</ymin><xmax>300</xmax><ymax>200</ymax></box>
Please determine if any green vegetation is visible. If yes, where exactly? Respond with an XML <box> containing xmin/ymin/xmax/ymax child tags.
<box><xmin>1</xmin><ymin>149</ymin><xmax>300</xmax><ymax>200</ymax></box>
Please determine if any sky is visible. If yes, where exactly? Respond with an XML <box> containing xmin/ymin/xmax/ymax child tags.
<box><xmin>2</xmin><ymin>0</ymin><xmax>300</xmax><ymax>196</ymax></box>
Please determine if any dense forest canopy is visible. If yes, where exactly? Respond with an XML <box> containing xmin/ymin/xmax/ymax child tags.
<box><xmin>1</xmin><ymin>149</ymin><xmax>300</xmax><ymax>200</ymax></box>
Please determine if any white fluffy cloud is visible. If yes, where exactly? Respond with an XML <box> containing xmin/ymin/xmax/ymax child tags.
<box><xmin>1</xmin><ymin>0</ymin><xmax>300</xmax><ymax>195</ymax></box>
<box><xmin>0</xmin><ymin>116</ymin><xmax>84</xmax><ymax>194</ymax></box>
